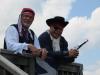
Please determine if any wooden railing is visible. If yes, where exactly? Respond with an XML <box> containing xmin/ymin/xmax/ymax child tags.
<box><xmin>58</xmin><ymin>63</ymin><xmax>83</xmax><ymax>75</ymax></box>
<box><xmin>0</xmin><ymin>49</ymin><xmax>35</xmax><ymax>75</ymax></box>
<box><xmin>0</xmin><ymin>49</ymin><xmax>83</xmax><ymax>75</ymax></box>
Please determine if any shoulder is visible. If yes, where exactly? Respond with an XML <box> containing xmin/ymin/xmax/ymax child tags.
<box><xmin>39</xmin><ymin>31</ymin><xmax>49</xmax><ymax>39</ymax></box>
<box><xmin>6</xmin><ymin>24</ymin><xmax>18</xmax><ymax>32</ymax></box>
<box><xmin>61</xmin><ymin>36</ymin><xmax>66</xmax><ymax>40</ymax></box>
<box><xmin>5</xmin><ymin>25</ymin><xmax>18</xmax><ymax>36</ymax></box>
<box><xmin>61</xmin><ymin>36</ymin><xmax>68</xmax><ymax>43</ymax></box>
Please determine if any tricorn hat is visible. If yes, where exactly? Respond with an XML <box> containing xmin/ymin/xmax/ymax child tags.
<box><xmin>46</xmin><ymin>16</ymin><xmax>69</xmax><ymax>27</ymax></box>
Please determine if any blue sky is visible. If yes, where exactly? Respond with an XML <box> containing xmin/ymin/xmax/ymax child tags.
<box><xmin>69</xmin><ymin>0</ymin><xmax>100</xmax><ymax>18</ymax></box>
<box><xmin>0</xmin><ymin>0</ymin><xmax>100</xmax><ymax>75</ymax></box>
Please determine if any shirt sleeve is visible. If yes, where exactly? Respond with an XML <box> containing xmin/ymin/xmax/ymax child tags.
<box><xmin>34</xmin><ymin>34</ymin><xmax>40</xmax><ymax>49</ymax></box>
<box><xmin>5</xmin><ymin>26</ymin><xmax>29</xmax><ymax>54</ymax></box>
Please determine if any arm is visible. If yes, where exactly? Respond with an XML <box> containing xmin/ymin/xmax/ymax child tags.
<box><xmin>34</xmin><ymin>34</ymin><xmax>41</xmax><ymax>49</ymax></box>
<box><xmin>5</xmin><ymin>26</ymin><xmax>29</xmax><ymax>54</ymax></box>
<box><xmin>51</xmin><ymin>37</ymin><xmax>75</xmax><ymax>63</ymax></box>
<box><xmin>38</xmin><ymin>35</ymin><xmax>72</xmax><ymax>61</ymax></box>
<box><xmin>33</xmin><ymin>33</ymin><xmax>48</xmax><ymax>59</ymax></box>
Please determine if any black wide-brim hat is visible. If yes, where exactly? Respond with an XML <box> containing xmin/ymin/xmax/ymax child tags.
<box><xmin>46</xmin><ymin>16</ymin><xmax>69</xmax><ymax>27</ymax></box>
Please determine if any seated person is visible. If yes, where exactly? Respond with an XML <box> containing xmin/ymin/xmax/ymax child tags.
<box><xmin>4</xmin><ymin>8</ymin><xmax>48</xmax><ymax>75</ymax></box>
<box><xmin>37</xmin><ymin>16</ymin><xmax>79</xmax><ymax>75</ymax></box>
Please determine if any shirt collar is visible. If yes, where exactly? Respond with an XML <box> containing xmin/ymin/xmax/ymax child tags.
<box><xmin>47</xmin><ymin>30</ymin><xmax>60</xmax><ymax>41</ymax></box>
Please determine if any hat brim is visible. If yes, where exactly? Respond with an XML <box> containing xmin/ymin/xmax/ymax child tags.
<box><xmin>46</xmin><ymin>18</ymin><xmax>69</xmax><ymax>27</ymax></box>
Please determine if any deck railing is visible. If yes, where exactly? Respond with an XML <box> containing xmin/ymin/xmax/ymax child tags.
<box><xmin>58</xmin><ymin>63</ymin><xmax>83</xmax><ymax>75</ymax></box>
<box><xmin>0</xmin><ymin>49</ymin><xmax>83</xmax><ymax>75</ymax></box>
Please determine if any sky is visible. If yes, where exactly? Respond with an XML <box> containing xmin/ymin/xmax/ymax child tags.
<box><xmin>0</xmin><ymin>0</ymin><xmax>100</xmax><ymax>75</ymax></box>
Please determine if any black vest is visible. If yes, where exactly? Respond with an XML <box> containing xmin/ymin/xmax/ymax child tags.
<box><xmin>4</xmin><ymin>24</ymin><xmax>34</xmax><ymax>51</ymax></box>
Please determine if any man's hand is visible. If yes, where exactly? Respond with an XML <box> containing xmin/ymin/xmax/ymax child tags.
<box><xmin>68</xmin><ymin>49</ymin><xmax>79</xmax><ymax>58</ymax></box>
<box><xmin>40</xmin><ymin>48</ymin><xmax>48</xmax><ymax>60</ymax></box>
<box><xmin>28</xmin><ymin>44</ymin><xmax>41</xmax><ymax>56</ymax></box>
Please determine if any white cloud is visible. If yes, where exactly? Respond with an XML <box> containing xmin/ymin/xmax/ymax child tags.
<box><xmin>87</xmin><ymin>7</ymin><xmax>100</xmax><ymax>46</ymax></box>
<box><xmin>42</xmin><ymin>0</ymin><xmax>75</xmax><ymax>18</ymax></box>
<box><xmin>63</xmin><ymin>7</ymin><xmax>100</xmax><ymax>50</ymax></box>
<box><xmin>84</xmin><ymin>61</ymin><xmax>100</xmax><ymax>75</ymax></box>
<box><xmin>62</xmin><ymin>7</ymin><xmax>100</xmax><ymax>75</ymax></box>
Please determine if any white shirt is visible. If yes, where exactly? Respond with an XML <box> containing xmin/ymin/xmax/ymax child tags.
<box><xmin>47</xmin><ymin>30</ymin><xmax>60</xmax><ymax>52</ymax></box>
<box><xmin>5</xmin><ymin>25</ymin><xmax>40</xmax><ymax>54</ymax></box>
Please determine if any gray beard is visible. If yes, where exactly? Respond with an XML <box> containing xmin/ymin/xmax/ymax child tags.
<box><xmin>22</xmin><ymin>23</ymin><xmax>30</xmax><ymax>29</ymax></box>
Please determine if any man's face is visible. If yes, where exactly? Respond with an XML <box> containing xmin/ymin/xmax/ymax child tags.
<box><xmin>50</xmin><ymin>23</ymin><xmax>64</xmax><ymax>39</ymax></box>
<box><xmin>21</xmin><ymin>12</ymin><xmax>34</xmax><ymax>29</ymax></box>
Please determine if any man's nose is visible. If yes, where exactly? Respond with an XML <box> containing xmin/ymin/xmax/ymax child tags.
<box><xmin>26</xmin><ymin>17</ymin><xmax>30</xmax><ymax>20</ymax></box>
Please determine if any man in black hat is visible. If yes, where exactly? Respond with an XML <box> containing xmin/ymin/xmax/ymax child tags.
<box><xmin>36</xmin><ymin>16</ymin><xmax>79</xmax><ymax>75</ymax></box>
